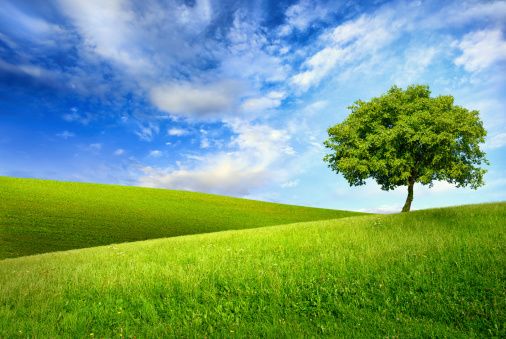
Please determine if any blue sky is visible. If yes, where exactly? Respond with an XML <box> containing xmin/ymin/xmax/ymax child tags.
<box><xmin>1</xmin><ymin>0</ymin><xmax>505</xmax><ymax>213</ymax></box>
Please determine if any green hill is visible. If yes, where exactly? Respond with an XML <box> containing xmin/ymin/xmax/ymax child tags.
<box><xmin>0</xmin><ymin>202</ymin><xmax>504</xmax><ymax>338</ymax></box>
<box><xmin>0</xmin><ymin>176</ymin><xmax>365</xmax><ymax>259</ymax></box>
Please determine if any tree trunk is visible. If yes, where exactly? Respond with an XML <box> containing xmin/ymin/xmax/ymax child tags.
<box><xmin>401</xmin><ymin>174</ymin><xmax>416</xmax><ymax>212</ymax></box>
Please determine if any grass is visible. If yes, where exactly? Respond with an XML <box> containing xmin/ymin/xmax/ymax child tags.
<box><xmin>0</xmin><ymin>176</ymin><xmax>365</xmax><ymax>260</ymax></box>
<box><xmin>1</xmin><ymin>201</ymin><xmax>505</xmax><ymax>338</ymax></box>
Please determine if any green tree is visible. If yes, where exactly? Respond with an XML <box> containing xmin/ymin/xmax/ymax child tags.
<box><xmin>323</xmin><ymin>84</ymin><xmax>489</xmax><ymax>212</ymax></box>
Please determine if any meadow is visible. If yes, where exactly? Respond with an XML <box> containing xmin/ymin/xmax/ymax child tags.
<box><xmin>0</xmin><ymin>199</ymin><xmax>505</xmax><ymax>338</ymax></box>
<box><xmin>0</xmin><ymin>177</ymin><xmax>363</xmax><ymax>260</ymax></box>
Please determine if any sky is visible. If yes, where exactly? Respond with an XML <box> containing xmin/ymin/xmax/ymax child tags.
<box><xmin>1</xmin><ymin>0</ymin><xmax>505</xmax><ymax>213</ymax></box>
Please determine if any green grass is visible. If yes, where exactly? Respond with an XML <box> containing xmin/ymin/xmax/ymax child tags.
<box><xmin>0</xmin><ymin>176</ymin><xmax>364</xmax><ymax>260</ymax></box>
<box><xmin>1</xmin><ymin>202</ymin><xmax>504</xmax><ymax>338</ymax></box>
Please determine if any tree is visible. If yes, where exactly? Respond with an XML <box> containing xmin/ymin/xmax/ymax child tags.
<box><xmin>323</xmin><ymin>84</ymin><xmax>489</xmax><ymax>212</ymax></box>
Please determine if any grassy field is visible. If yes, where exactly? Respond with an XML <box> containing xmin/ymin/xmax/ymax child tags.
<box><xmin>1</xmin><ymin>201</ymin><xmax>504</xmax><ymax>338</ymax></box>
<box><xmin>0</xmin><ymin>177</ymin><xmax>364</xmax><ymax>260</ymax></box>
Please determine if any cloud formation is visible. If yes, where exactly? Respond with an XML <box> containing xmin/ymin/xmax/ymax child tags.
<box><xmin>138</xmin><ymin>122</ymin><xmax>295</xmax><ymax>195</ymax></box>
<box><xmin>281</xmin><ymin>179</ymin><xmax>299</xmax><ymax>188</ymax></box>
<box><xmin>291</xmin><ymin>6</ymin><xmax>402</xmax><ymax>90</ymax></box>
<box><xmin>454</xmin><ymin>29</ymin><xmax>506</xmax><ymax>72</ymax></box>
<box><xmin>1</xmin><ymin>0</ymin><xmax>505</xmax><ymax>211</ymax></box>
<box><xmin>168</xmin><ymin>128</ymin><xmax>190</xmax><ymax>137</ymax></box>
<box><xmin>484</xmin><ymin>133</ymin><xmax>506</xmax><ymax>150</ymax></box>
<box><xmin>150</xmin><ymin>80</ymin><xmax>244</xmax><ymax>118</ymax></box>
<box><xmin>56</xmin><ymin>131</ymin><xmax>75</xmax><ymax>139</ymax></box>
<box><xmin>358</xmin><ymin>204</ymin><xmax>404</xmax><ymax>214</ymax></box>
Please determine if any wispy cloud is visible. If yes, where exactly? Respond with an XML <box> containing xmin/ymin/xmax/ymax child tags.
<box><xmin>290</xmin><ymin>6</ymin><xmax>403</xmax><ymax>90</ymax></box>
<box><xmin>454</xmin><ymin>29</ymin><xmax>506</xmax><ymax>72</ymax></box>
<box><xmin>278</xmin><ymin>0</ymin><xmax>346</xmax><ymax>37</ymax></box>
<box><xmin>139</xmin><ymin>122</ymin><xmax>295</xmax><ymax>196</ymax></box>
<box><xmin>56</xmin><ymin>0</ymin><xmax>155</xmax><ymax>76</ymax></box>
<box><xmin>83</xmin><ymin>143</ymin><xmax>102</xmax><ymax>155</ymax></box>
<box><xmin>135</xmin><ymin>122</ymin><xmax>159</xmax><ymax>142</ymax></box>
<box><xmin>62</xmin><ymin>108</ymin><xmax>96</xmax><ymax>125</ymax></box>
<box><xmin>1</xmin><ymin>0</ymin><xmax>505</xmax><ymax>210</ymax></box>
<box><xmin>421</xmin><ymin>0</ymin><xmax>506</xmax><ymax>29</ymax></box>
<box><xmin>358</xmin><ymin>204</ymin><xmax>404</xmax><ymax>214</ymax></box>
<box><xmin>393</xmin><ymin>46</ymin><xmax>438</xmax><ymax>86</ymax></box>
<box><xmin>56</xmin><ymin>131</ymin><xmax>75</xmax><ymax>139</ymax></box>
<box><xmin>240</xmin><ymin>91</ymin><xmax>286</xmax><ymax>112</ymax></box>
<box><xmin>484</xmin><ymin>133</ymin><xmax>506</xmax><ymax>150</ymax></box>
<box><xmin>168</xmin><ymin>128</ymin><xmax>190</xmax><ymax>137</ymax></box>
<box><xmin>150</xmin><ymin>80</ymin><xmax>244</xmax><ymax>119</ymax></box>
<box><xmin>281</xmin><ymin>179</ymin><xmax>299</xmax><ymax>188</ymax></box>
<box><xmin>200</xmin><ymin>138</ymin><xmax>210</xmax><ymax>149</ymax></box>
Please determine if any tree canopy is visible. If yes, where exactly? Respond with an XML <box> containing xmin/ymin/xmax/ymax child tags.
<box><xmin>323</xmin><ymin>84</ymin><xmax>489</xmax><ymax>212</ymax></box>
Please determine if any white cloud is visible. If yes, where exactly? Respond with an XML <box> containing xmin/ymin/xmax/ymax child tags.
<box><xmin>0</xmin><ymin>2</ymin><xmax>63</xmax><ymax>39</ymax></box>
<box><xmin>393</xmin><ymin>46</ymin><xmax>438</xmax><ymax>86</ymax></box>
<box><xmin>200</xmin><ymin>138</ymin><xmax>210</xmax><ymax>149</ymax></box>
<box><xmin>56</xmin><ymin>131</ymin><xmax>75</xmax><ymax>139</ymax></box>
<box><xmin>291</xmin><ymin>48</ymin><xmax>343</xmax><ymax>90</ymax></box>
<box><xmin>57</xmin><ymin>0</ymin><xmax>155</xmax><ymax>76</ymax></box>
<box><xmin>306</xmin><ymin>100</ymin><xmax>328</xmax><ymax>112</ymax></box>
<box><xmin>309</xmin><ymin>141</ymin><xmax>323</xmax><ymax>150</ymax></box>
<box><xmin>62</xmin><ymin>108</ymin><xmax>96</xmax><ymax>125</ymax></box>
<box><xmin>281</xmin><ymin>179</ymin><xmax>299</xmax><ymax>188</ymax></box>
<box><xmin>150</xmin><ymin>80</ymin><xmax>243</xmax><ymax>118</ymax></box>
<box><xmin>135</xmin><ymin>122</ymin><xmax>159</xmax><ymax>142</ymax></box>
<box><xmin>220</xmin><ymin>10</ymin><xmax>291</xmax><ymax>84</ymax></box>
<box><xmin>415</xmin><ymin>181</ymin><xmax>459</xmax><ymax>195</ymax></box>
<box><xmin>0</xmin><ymin>60</ymin><xmax>53</xmax><ymax>78</ymax></box>
<box><xmin>138</xmin><ymin>157</ymin><xmax>270</xmax><ymax>196</ymax></box>
<box><xmin>487</xmin><ymin>178</ymin><xmax>506</xmax><ymax>187</ymax></box>
<box><xmin>54</xmin><ymin>0</ymin><xmax>289</xmax><ymax>121</ymax></box>
<box><xmin>278</xmin><ymin>24</ymin><xmax>292</xmax><ymax>37</ymax></box>
<box><xmin>454</xmin><ymin>29</ymin><xmax>506</xmax><ymax>72</ymax></box>
<box><xmin>84</xmin><ymin>143</ymin><xmax>102</xmax><ymax>154</ymax></box>
<box><xmin>279</xmin><ymin>46</ymin><xmax>290</xmax><ymax>55</ymax></box>
<box><xmin>358</xmin><ymin>204</ymin><xmax>404</xmax><ymax>214</ymax></box>
<box><xmin>0</xmin><ymin>59</ymin><xmax>106</xmax><ymax>98</ymax></box>
<box><xmin>54</xmin><ymin>0</ymin><xmax>222</xmax><ymax>101</ymax></box>
<box><xmin>291</xmin><ymin>9</ymin><xmax>401</xmax><ymax>90</ymax></box>
<box><xmin>422</xmin><ymin>1</ymin><xmax>506</xmax><ymax>29</ymax></box>
<box><xmin>168</xmin><ymin>128</ymin><xmax>189</xmax><ymax>137</ymax></box>
<box><xmin>222</xmin><ymin>50</ymin><xmax>290</xmax><ymax>83</ymax></box>
<box><xmin>113</xmin><ymin>149</ymin><xmax>124</xmax><ymax>155</ymax></box>
<box><xmin>184</xmin><ymin>154</ymin><xmax>205</xmax><ymax>162</ymax></box>
<box><xmin>284</xmin><ymin>1</ymin><xmax>328</xmax><ymax>32</ymax></box>
<box><xmin>230</xmin><ymin>122</ymin><xmax>296</xmax><ymax>161</ymax></box>
<box><xmin>267</xmin><ymin>91</ymin><xmax>286</xmax><ymax>100</ymax></box>
<box><xmin>177</xmin><ymin>0</ymin><xmax>212</xmax><ymax>28</ymax></box>
<box><xmin>484</xmin><ymin>133</ymin><xmax>506</xmax><ymax>149</ymax></box>
<box><xmin>279</xmin><ymin>0</ymin><xmax>342</xmax><ymax>36</ymax></box>
<box><xmin>456</xmin><ymin>97</ymin><xmax>506</xmax><ymax>140</ymax></box>
<box><xmin>240</xmin><ymin>91</ymin><xmax>285</xmax><ymax>112</ymax></box>
<box><xmin>150</xmin><ymin>150</ymin><xmax>162</xmax><ymax>157</ymax></box>
<box><xmin>138</xmin><ymin>122</ymin><xmax>295</xmax><ymax>196</ymax></box>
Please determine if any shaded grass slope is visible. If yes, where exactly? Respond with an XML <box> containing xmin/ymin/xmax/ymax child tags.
<box><xmin>0</xmin><ymin>176</ymin><xmax>365</xmax><ymax>260</ymax></box>
<box><xmin>0</xmin><ymin>202</ymin><xmax>504</xmax><ymax>338</ymax></box>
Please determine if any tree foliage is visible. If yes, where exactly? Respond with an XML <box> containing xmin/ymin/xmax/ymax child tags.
<box><xmin>323</xmin><ymin>84</ymin><xmax>488</xmax><ymax>212</ymax></box>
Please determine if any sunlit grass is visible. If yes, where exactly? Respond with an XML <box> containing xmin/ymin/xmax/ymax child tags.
<box><xmin>1</xmin><ymin>202</ymin><xmax>504</xmax><ymax>338</ymax></box>
<box><xmin>0</xmin><ymin>176</ymin><xmax>364</xmax><ymax>259</ymax></box>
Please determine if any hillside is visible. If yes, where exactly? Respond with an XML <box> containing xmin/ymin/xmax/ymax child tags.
<box><xmin>0</xmin><ymin>202</ymin><xmax>504</xmax><ymax>337</ymax></box>
<box><xmin>0</xmin><ymin>176</ymin><xmax>365</xmax><ymax>259</ymax></box>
